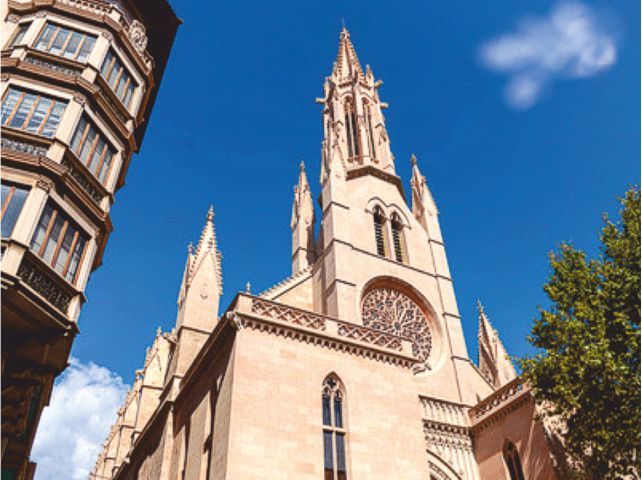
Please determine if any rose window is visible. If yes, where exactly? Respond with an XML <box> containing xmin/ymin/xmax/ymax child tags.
<box><xmin>361</xmin><ymin>287</ymin><xmax>432</xmax><ymax>361</ymax></box>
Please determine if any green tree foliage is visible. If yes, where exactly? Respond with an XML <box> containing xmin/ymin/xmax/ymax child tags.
<box><xmin>519</xmin><ymin>187</ymin><xmax>640</xmax><ymax>480</ymax></box>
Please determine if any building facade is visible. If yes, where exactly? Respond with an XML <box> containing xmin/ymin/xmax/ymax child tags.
<box><xmin>0</xmin><ymin>1</ymin><xmax>179</xmax><ymax>478</ymax></box>
<box><xmin>93</xmin><ymin>29</ymin><xmax>562</xmax><ymax>480</ymax></box>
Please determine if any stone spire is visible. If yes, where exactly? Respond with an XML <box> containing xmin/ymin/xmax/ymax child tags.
<box><xmin>291</xmin><ymin>161</ymin><xmax>315</xmax><ymax>273</ymax></box>
<box><xmin>318</xmin><ymin>27</ymin><xmax>395</xmax><ymax>182</ymax></box>
<box><xmin>410</xmin><ymin>154</ymin><xmax>442</xmax><ymax>243</ymax></box>
<box><xmin>332</xmin><ymin>27</ymin><xmax>364</xmax><ymax>80</ymax></box>
<box><xmin>176</xmin><ymin>206</ymin><xmax>223</xmax><ymax>330</ymax></box>
<box><xmin>477</xmin><ymin>301</ymin><xmax>517</xmax><ymax>389</ymax></box>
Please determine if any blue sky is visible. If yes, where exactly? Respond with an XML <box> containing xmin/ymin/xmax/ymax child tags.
<box><xmin>32</xmin><ymin>1</ymin><xmax>640</xmax><ymax>477</ymax></box>
<box><xmin>74</xmin><ymin>0</ymin><xmax>639</xmax><ymax>381</ymax></box>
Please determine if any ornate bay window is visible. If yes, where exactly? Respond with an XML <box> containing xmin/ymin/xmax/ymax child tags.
<box><xmin>1</xmin><ymin>88</ymin><xmax>67</xmax><ymax>138</ymax></box>
<box><xmin>1</xmin><ymin>183</ymin><xmax>29</xmax><ymax>238</ymax></box>
<box><xmin>30</xmin><ymin>202</ymin><xmax>88</xmax><ymax>284</ymax></box>
<box><xmin>101</xmin><ymin>49</ymin><xmax>137</xmax><ymax>108</ymax></box>
<box><xmin>7</xmin><ymin>22</ymin><xmax>30</xmax><ymax>48</ymax></box>
<box><xmin>70</xmin><ymin>115</ymin><xmax>115</xmax><ymax>184</ymax></box>
<box><xmin>34</xmin><ymin>23</ymin><xmax>97</xmax><ymax>63</ymax></box>
<box><xmin>322</xmin><ymin>375</ymin><xmax>347</xmax><ymax>480</ymax></box>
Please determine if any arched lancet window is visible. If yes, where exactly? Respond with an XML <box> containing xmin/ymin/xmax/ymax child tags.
<box><xmin>322</xmin><ymin>376</ymin><xmax>347</xmax><ymax>480</ymax></box>
<box><xmin>390</xmin><ymin>213</ymin><xmax>406</xmax><ymax>263</ymax></box>
<box><xmin>344</xmin><ymin>97</ymin><xmax>360</xmax><ymax>159</ymax></box>
<box><xmin>372</xmin><ymin>207</ymin><xmax>387</xmax><ymax>257</ymax></box>
<box><xmin>363</xmin><ymin>98</ymin><xmax>376</xmax><ymax>162</ymax></box>
<box><xmin>503</xmin><ymin>440</ymin><xmax>525</xmax><ymax>480</ymax></box>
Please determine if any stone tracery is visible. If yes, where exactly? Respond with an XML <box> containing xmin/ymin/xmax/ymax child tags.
<box><xmin>361</xmin><ymin>287</ymin><xmax>432</xmax><ymax>361</ymax></box>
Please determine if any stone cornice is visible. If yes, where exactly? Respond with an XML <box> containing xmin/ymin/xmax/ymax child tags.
<box><xmin>346</xmin><ymin>165</ymin><xmax>406</xmax><ymax>200</ymax></box>
<box><xmin>469</xmin><ymin>378</ymin><xmax>533</xmax><ymax>435</ymax></box>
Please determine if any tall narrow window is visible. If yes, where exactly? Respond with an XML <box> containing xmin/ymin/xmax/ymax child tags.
<box><xmin>322</xmin><ymin>376</ymin><xmax>347</xmax><ymax>480</ymax></box>
<box><xmin>69</xmin><ymin>115</ymin><xmax>115</xmax><ymax>184</ymax></box>
<box><xmin>503</xmin><ymin>440</ymin><xmax>525</xmax><ymax>480</ymax></box>
<box><xmin>8</xmin><ymin>23</ymin><xmax>30</xmax><ymax>48</ymax></box>
<box><xmin>344</xmin><ymin>98</ymin><xmax>359</xmax><ymax>159</ymax></box>
<box><xmin>1</xmin><ymin>183</ymin><xmax>29</xmax><ymax>238</ymax></box>
<box><xmin>31</xmin><ymin>202</ymin><xmax>88</xmax><ymax>284</ymax></box>
<box><xmin>100</xmin><ymin>49</ymin><xmax>137</xmax><ymax>107</ymax></box>
<box><xmin>363</xmin><ymin>99</ymin><xmax>376</xmax><ymax>162</ymax></box>
<box><xmin>373</xmin><ymin>207</ymin><xmax>387</xmax><ymax>257</ymax></box>
<box><xmin>1</xmin><ymin>88</ymin><xmax>67</xmax><ymax>138</ymax></box>
<box><xmin>34</xmin><ymin>23</ymin><xmax>97</xmax><ymax>62</ymax></box>
<box><xmin>390</xmin><ymin>214</ymin><xmax>405</xmax><ymax>263</ymax></box>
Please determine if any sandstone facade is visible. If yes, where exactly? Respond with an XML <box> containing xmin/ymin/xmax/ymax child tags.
<box><xmin>93</xmin><ymin>28</ymin><xmax>561</xmax><ymax>480</ymax></box>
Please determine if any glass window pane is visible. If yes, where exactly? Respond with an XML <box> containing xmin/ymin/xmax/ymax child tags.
<box><xmin>31</xmin><ymin>204</ymin><xmax>53</xmax><ymax>252</ymax></box>
<box><xmin>97</xmin><ymin>148</ymin><xmax>113</xmax><ymax>183</ymax></box>
<box><xmin>76</xmin><ymin>35</ymin><xmax>95</xmax><ymax>62</ymax></box>
<box><xmin>322</xmin><ymin>395</ymin><xmax>331</xmax><ymax>426</ymax></box>
<box><xmin>107</xmin><ymin>60</ymin><xmax>120</xmax><ymax>87</ymax></box>
<box><xmin>40</xmin><ymin>101</ymin><xmax>66</xmax><ymax>138</ymax></box>
<box><xmin>101</xmin><ymin>50</ymin><xmax>113</xmax><ymax>77</ymax></box>
<box><xmin>334</xmin><ymin>397</ymin><xmax>343</xmax><ymax>428</ymax></box>
<box><xmin>88</xmin><ymin>138</ymin><xmax>105</xmax><ymax>174</ymax></box>
<box><xmin>10</xmin><ymin>23</ymin><xmax>30</xmax><ymax>47</ymax></box>
<box><xmin>65</xmin><ymin>237</ymin><xmax>85</xmax><ymax>282</ymax></box>
<box><xmin>70</xmin><ymin>116</ymin><xmax>87</xmax><ymax>153</ymax></box>
<box><xmin>1</xmin><ymin>89</ymin><xmax>21</xmax><ymax>124</ymax></box>
<box><xmin>9</xmin><ymin>93</ymin><xmax>35</xmax><ymax>128</ymax></box>
<box><xmin>123</xmin><ymin>83</ymin><xmax>135</xmax><ymax>107</ymax></box>
<box><xmin>323</xmin><ymin>431</ymin><xmax>333</xmax><ymax>470</ymax></box>
<box><xmin>1</xmin><ymin>185</ymin><xmax>28</xmax><ymax>237</ymax></box>
<box><xmin>49</xmin><ymin>28</ymin><xmax>69</xmax><ymax>55</ymax></box>
<box><xmin>53</xmin><ymin>227</ymin><xmax>75</xmax><ymax>274</ymax></box>
<box><xmin>63</xmin><ymin>32</ymin><xmax>82</xmax><ymax>59</ymax></box>
<box><xmin>35</xmin><ymin>24</ymin><xmax>55</xmax><ymax>50</ymax></box>
<box><xmin>79</xmin><ymin>127</ymin><xmax>96</xmax><ymax>163</ymax></box>
<box><xmin>25</xmin><ymin>98</ymin><xmax>52</xmax><ymax>134</ymax></box>
<box><xmin>42</xmin><ymin>216</ymin><xmax>64</xmax><ymax>264</ymax></box>
<box><xmin>336</xmin><ymin>433</ymin><xmax>346</xmax><ymax>473</ymax></box>
<box><xmin>115</xmin><ymin>73</ymin><xmax>128</xmax><ymax>98</ymax></box>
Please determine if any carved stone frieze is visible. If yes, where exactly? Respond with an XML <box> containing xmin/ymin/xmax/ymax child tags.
<box><xmin>7</xmin><ymin>14</ymin><xmax>20</xmax><ymax>23</ymax></box>
<box><xmin>361</xmin><ymin>287</ymin><xmax>432</xmax><ymax>361</ymax></box>
<box><xmin>337</xmin><ymin>322</ymin><xmax>403</xmax><ymax>351</ymax></box>
<box><xmin>24</xmin><ymin>56</ymin><xmax>81</xmax><ymax>77</ymax></box>
<box><xmin>251</xmin><ymin>298</ymin><xmax>326</xmax><ymax>331</ymax></box>
<box><xmin>17</xmin><ymin>259</ymin><xmax>72</xmax><ymax>313</ymax></box>
<box><xmin>61</xmin><ymin>157</ymin><xmax>105</xmax><ymax>203</ymax></box>
<box><xmin>1</xmin><ymin>137</ymin><xmax>49</xmax><ymax>157</ymax></box>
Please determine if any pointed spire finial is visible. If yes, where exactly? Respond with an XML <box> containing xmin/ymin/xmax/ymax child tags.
<box><xmin>477</xmin><ymin>299</ymin><xmax>485</xmax><ymax>315</ymax></box>
<box><xmin>207</xmin><ymin>205</ymin><xmax>214</xmax><ymax>222</ymax></box>
<box><xmin>410</xmin><ymin>153</ymin><xmax>417</xmax><ymax>166</ymax></box>
<box><xmin>299</xmin><ymin>160</ymin><xmax>306</xmax><ymax>172</ymax></box>
<box><xmin>245</xmin><ymin>281</ymin><xmax>251</xmax><ymax>294</ymax></box>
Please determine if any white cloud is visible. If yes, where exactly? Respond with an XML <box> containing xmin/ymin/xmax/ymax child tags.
<box><xmin>479</xmin><ymin>2</ymin><xmax>618</xmax><ymax>109</ymax></box>
<box><xmin>32</xmin><ymin>357</ymin><xmax>129</xmax><ymax>480</ymax></box>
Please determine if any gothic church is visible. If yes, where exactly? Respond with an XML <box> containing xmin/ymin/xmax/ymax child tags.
<box><xmin>92</xmin><ymin>28</ymin><xmax>561</xmax><ymax>480</ymax></box>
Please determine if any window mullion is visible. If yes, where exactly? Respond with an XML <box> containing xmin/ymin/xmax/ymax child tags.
<box><xmin>37</xmin><ymin>100</ymin><xmax>57</xmax><ymax>135</ymax></box>
<box><xmin>38</xmin><ymin>209</ymin><xmax>58</xmax><ymax>256</ymax></box>
<box><xmin>50</xmin><ymin>220</ymin><xmax>69</xmax><ymax>268</ymax></box>
<box><xmin>61</xmin><ymin>230</ymin><xmax>79</xmax><ymax>277</ymax></box>
<box><xmin>46</xmin><ymin>26</ymin><xmax>59</xmax><ymax>51</ymax></box>
<box><xmin>21</xmin><ymin>95</ymin><xmax>40</xmax><ymax>129</ymax></box>
<box><xmin>1</xmin><ymin>186</ymin><xmax>16</xmax><ymax>219</ymax></box>
<box><xmin>73</xmin><ymin>34</ymin><xmax>87</xmax><ymax>60</ymax></box>
<box><xmin>5</xmin><ymin>92</ymin><xmax>26</xmax><ymax>126</ymax></box>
